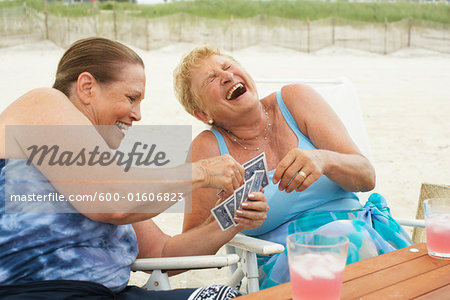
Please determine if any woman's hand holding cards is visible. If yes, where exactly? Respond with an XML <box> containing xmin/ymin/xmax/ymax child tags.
<box><xmin>234</xmin><ymin>190</ymin><xmax>268</xmax><ymax>230</ymax></box>
<box><xmin>211</xmin><ymin>153</ymin><xmax>270</xmax><ymax>231</ymax></box>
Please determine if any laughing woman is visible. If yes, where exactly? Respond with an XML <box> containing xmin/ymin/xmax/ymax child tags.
<box><xmin>174</xmin><ymin>45</ymin><xmax>412</xmax><ymax>289</ymax></box>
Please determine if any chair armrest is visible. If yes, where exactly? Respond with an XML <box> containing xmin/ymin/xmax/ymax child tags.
<box><xmin>227</xmin><ymin>234</ymin><xmax>285</xmax><ymax>256</ymax></box>
<box><xmin>397</xmin><ymin>219</ymin><xmax>426</xmax><ymax>228</ymax></box>
<box><xmin>130</xmin><ymin>254</ymin><xmax>240</xmax><ymax>271</ymax></box>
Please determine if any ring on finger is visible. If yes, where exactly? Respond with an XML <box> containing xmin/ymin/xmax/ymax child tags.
<box><xmin>299</xmin><ymin>170</ymin><xmax>307</xmax><ymax>178</ymax></box>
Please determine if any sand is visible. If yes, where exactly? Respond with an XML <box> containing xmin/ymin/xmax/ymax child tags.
<box><xmin>1</xmin><ymin>40</ymin><xmax>449</xmax><ymax>289</ymax></box>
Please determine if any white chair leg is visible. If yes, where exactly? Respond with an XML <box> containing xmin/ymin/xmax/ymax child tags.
<box><xmin>241</xmin><ymin>250</ymin><xmax>260</xmax><ymax>293</ymax></box>
<box><xmin>142</xmin><ymin>270</ymin><xmax>171</xmax><ymax>291</ymax></box>
<box><xmin>227</xmin><ymin>264</ymin><xmax>245</xmax><ymax>289</ymax></box>
<box><xmin>225</xmin><ymin>244</ymin><xmax>239</xmax><ymax>274</ymax></box>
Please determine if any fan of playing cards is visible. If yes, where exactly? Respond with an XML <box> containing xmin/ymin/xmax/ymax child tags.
<box><xmin>211</xmin><ymin>152</ymin><xmax>270</xmax><ymax>231</ymax></box>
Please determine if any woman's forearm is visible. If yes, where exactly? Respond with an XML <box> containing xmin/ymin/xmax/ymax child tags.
<box><xmin>321</xmin><ymin>150</ymin><xmax>376</xmax><ymax>192</ymax></box>
<box><xmin>161</xmin><ymin>220</ymin><xmax>240</xmax><ymax>257</ymax></box>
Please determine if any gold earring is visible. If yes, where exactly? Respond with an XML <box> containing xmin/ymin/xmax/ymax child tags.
<box><xmin>208</xmin><ymin>119</ymin><xmax>214</xmax><ymax>125</ymax></box>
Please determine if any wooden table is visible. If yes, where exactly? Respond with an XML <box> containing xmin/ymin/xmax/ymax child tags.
<box><xmin>238</xmin><ymin>243</ymin><xmax>450</xmax><ymax>299</ymax></box>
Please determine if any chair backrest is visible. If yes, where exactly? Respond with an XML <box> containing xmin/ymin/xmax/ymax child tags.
<box><xmin>412</xmin><ymin>183</ymin><xmax>450</xmax><ymax>244</ymax></box>
<box><xmin>256</xmin><ymin>77</ymin><xmax>374</xmax><ymax>202</ymax></box>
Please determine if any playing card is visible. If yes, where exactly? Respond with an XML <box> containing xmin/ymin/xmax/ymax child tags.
<box><xmin>233</xmin><ymin>184</ymin><xmax>246</xmax><ymax>211</ymax></box>
<box><xmin>211</xmin><ymin>202</ymin><xmax>235</xmax><ymax>231</ymax></box>
<box><xmin>243</xmin><ymin>152</ymin><xmax>265</xmax><ymax>169</ymax></box>
<box><xmin>236</xmin><ymin>177</ymin><xmax>254</xmax><ymax>209</ymax></box>
<box><xmin>249</xmin><ymin>169</ymin><xmax>265</xmax><ymax>193</ymax></box>
<box><xmin>224</xmin><ymin>195</ymin><xmax>237</xmax><ymax>225</ymax></box>
<box><xmin>243</xmin><ymin>153</ymin><xmax>269</xmax><ymax>188</ymax></box>
<box><xmin>217</xmin><ymin>152</ymin><xmax>269</xmax><ymax>199</ymax></box>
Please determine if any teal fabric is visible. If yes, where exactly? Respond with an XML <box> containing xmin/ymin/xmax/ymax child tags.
<box><xmin>210</xmin><ymin>129</ymin><xmax>228</xmax><ymax>155</ymax></box>
<box><xmin>255</xmin><ymin>193</ymin><xmax>412</xmax><ymax>289</ymax></box>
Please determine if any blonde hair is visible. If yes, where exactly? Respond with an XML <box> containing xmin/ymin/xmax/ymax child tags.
<box><xmin>173</xmin><ymin>45</ymin><xmax>236</xmax><ymax>116</ymax></box>
<box><xmin>53</xmin><ymin>37</ymin><xmax>144</xmax><ymax>97</ymax></box>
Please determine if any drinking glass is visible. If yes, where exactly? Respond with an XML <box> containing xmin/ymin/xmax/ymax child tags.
<box><xmin>286</xmin><ymin>232</ymin><xmax>349</xmax><ymax>300</ymax></box>
<box><xmin>424</xmin><ymin>198</ymin><xmax>450</xmax><ymax>260</ymax></box>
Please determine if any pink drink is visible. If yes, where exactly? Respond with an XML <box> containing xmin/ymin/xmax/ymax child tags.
<box><xmin>426</xmin><ymin>213</ymin><xmax>450</xmax><ymax>259</ymax></box>
<box><xmin>289</xmin><ymin>253</ymin><xmax>345</xmax><ymax>300</ymax></box>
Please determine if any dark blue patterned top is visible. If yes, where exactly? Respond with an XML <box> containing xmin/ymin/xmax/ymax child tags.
<box><xmin>0</xmin><ymin>159</ymin><xmax>138</xmax><ymax>292</ymax></box>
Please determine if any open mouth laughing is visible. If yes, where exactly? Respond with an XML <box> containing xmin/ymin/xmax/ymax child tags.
<box><xmin>226</xmin><ymin>82</ymin><xmax>247</xmax><ymax>101</ymax></box>
<box><xmin>115</xmin><ymin>121</ymin><xmax>130</xmax><ymax>134</ymax></box>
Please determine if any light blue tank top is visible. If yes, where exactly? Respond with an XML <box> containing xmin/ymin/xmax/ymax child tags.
<box><xmin>210</xmin><ymin>91</ymin><xmax>361</xmax><ymax>236</ymax></box>
<box><xmin>0</xmin><ymin>159</ymin><xmax>138</xmax><ymax>292</ymax></box>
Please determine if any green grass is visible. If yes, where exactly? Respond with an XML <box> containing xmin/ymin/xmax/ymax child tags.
<box><xmin>1</xmin><ymin>0</ymin><xmax>449</xmax><ymax>24</ymax></box>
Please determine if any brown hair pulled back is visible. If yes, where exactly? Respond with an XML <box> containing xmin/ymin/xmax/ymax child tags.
<box><xmin>53</xmin><ymin>37</ymin><xmax>144</xmax><ymax>97</ymax></box>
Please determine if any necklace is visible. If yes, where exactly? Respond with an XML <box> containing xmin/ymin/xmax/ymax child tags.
<box><xmin>223</xmin><ymin>105</ymin><xmax>271</xmax><ymax>151</ymax></box>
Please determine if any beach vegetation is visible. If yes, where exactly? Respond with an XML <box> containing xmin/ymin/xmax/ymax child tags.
<box><xmin>1</xmin><ymin>0</ymin><xmax>449</xmax><ymax>24</ymax></box>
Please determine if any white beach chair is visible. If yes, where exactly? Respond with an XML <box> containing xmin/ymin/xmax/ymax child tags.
<box><xmin>131</xmin><ymin>77</ymin><xmax>423</xmax><ymax>294</ymax></box>
<box><xmin>130</xmin><ymin>253</ymin><xmax>240</xmax><ymax>290</ymax></box>
<box><xmin>223</xmin><ymin>76</ymin><xmax>424</xmax><ymax>293</ymax></box>
<box><xmin>129</xmin><ymin>235</ymin><xmax>284</xmax><ymax>292</ymax></box>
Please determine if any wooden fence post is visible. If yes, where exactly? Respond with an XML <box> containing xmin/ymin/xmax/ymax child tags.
<box><xmin>42</xmin><ymin>0</ymin><xmax>49</xmax><ymax>40</ymax></box>
<box><xmin>178</xmin><ymin>12</ymin><xmax>182</xmax><ymax>42</ymax></box>
<box><xmin>93</xmin><ymin>0</ymin><xmax>98</xmax><ymax>36</ymax></box>
<box><xmin>259</xmin><ymin>14</ymin><xmax>264</xmax><ymax>45</ymax></box>
<box><xmin>230</xmin><ymin>15</ymin><xmax>234</xmax><ymax>52</ymax></box>
<box><xmin>66</xmin><ymin>12</ymin><xmax>70</xmax><ymax>47</ymax></box>
<box><xmin>23</xmin><ymin>1</ymin><xmax>27</xmax><ymax>35</ymax></box>
<box><xmin>113</xmin><ymin>6</ymin><xmax>117</xmax><ymax>40</ymax></box>
<box><xmin>145</xmin><ymin>17</ymin><xmax>150</xmax><ymax>51</ymax></box>
<box><xmin>332</xmin><ymin>17</ymin><xmax>335</xmax><ymax>45</ymax></box>
<box><xmin>306</xmin><ymin>16</ymin><xmax>310</xmax><ymax>53</ymax></box>
<box><xmin>44</xmin><ymin>10</ymin><xmax>49</xmax><ymax>40</ymax></box>
<box><xmin>407</xmin><ymin>17</ymin><xmax>413</xmax><ymax>48</ymax></box>
<box><xmin>384</xmin><ymin>16</ymin><xmax>388</xmax><ymax>55</ymax></box>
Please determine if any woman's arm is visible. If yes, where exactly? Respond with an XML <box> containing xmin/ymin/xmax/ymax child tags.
<box><xmin>134</xmin><ymin>191</ymin><xmax>268</xmax><ymax>258</ymax></box>
<box><xmin>2</xmin><ymin>88</ymin><xmax>245</xmax><ymax>225</ymax></box>
<box><xmin>183</xmin><ymin>130</ymin><xmax>225</xmax><ymax>231</ymax></box>
<box><xmin>273</xmin><ymin>84</ymin><xmax>375</xmax><ymax>193</ymax></box>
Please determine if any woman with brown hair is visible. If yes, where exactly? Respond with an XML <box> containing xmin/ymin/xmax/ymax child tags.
<box><xmin>0</xmin><ymin>37</ymin><xmax>268</xmax><ymax>299</ymax></box>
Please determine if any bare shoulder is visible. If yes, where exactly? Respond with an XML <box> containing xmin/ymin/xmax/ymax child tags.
<box><xmin>281</xmin><ymin>83</ymin><xmax>331</xmax><ymax>116</ymax></box>
<box><xmin>1</xmin><ymin>87</ymin><xmax>89</xmax><ymax>125</ymax></box>
<box><xmin>18</xmin><ymin>87</ymin><xmax>69</xmax><ymax>107</ymax></box>
<box><xmin>28</xmin><ymin>87</ymin><xmax>66</xmax><ymax>98</ymax></box>
<box><xmin>280</xmin><ymin>84</ymin><xmax>324</xmax><ymax>107</ymax></box>
<box><xmin>279</xmin><ymin>84</ymin><xmax>337</xmax><ymax>137</ymax></box>
<box><xmin>191</xmin><ymin>130</ymin><xmax>221</xmax><ymax>162</ymax></box>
